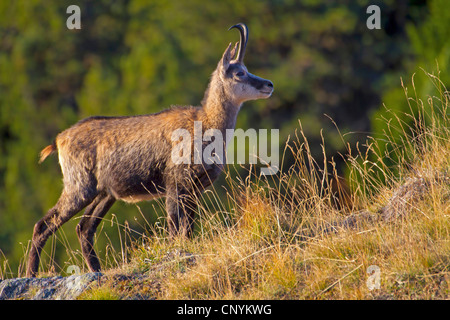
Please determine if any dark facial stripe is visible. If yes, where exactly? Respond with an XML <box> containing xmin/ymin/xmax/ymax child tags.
<box><xmin>247</xmin><ymin>73</ymin><xmax>268</xmax><ymax>90</ymax></box>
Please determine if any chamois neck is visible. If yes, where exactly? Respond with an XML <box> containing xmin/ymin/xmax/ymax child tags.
<box><xmin>201</xmin><ymin>75</ymin><xmax>241</xmax><ymax>131</ymax></box>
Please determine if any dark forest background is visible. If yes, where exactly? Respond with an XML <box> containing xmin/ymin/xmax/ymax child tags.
<box><xmin>1</xmin><ymin>0</ymin><xmax>449</xmax><ymax>275</ymax></box>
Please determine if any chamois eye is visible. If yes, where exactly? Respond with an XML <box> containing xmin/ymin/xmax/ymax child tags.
<box><xmin>236</xmin><ymin>71</ymin><xmax>245</xmax><ymax>77</ymax></box>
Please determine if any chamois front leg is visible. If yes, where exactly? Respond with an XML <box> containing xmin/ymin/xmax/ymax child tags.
<box><xmin>165</xmin><ymin>187</ymin><xmax>198</xmax><ymax>238</ymax></box>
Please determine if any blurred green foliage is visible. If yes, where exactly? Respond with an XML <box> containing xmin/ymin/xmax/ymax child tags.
<box><xmin>372</xmin><ymin>0</ymin><xmax>450</xmax><ymax>171</ymax></box>
<box><xmin>1</xmin><ymin>0</ymin><xmax>446</xmax><ymax>275</ymax></box>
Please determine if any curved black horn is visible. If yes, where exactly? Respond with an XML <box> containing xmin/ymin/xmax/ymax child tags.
<box><xmin>228</xmin><ymin>23</ymin><xmax>248</xmax><ymax>63</ymax></box>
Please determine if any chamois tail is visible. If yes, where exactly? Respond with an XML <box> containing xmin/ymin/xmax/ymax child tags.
<box><xmin>39</xmin><ymin>142</ymin><xmax>57</xmax><ymax>164</ymax></box>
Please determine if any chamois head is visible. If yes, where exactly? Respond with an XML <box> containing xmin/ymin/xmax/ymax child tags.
<box><xmin>214</xmin><ymin>23</ymin><xmax>274</xmax><ymax>106</ymax></box>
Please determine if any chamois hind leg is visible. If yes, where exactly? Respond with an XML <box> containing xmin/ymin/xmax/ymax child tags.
<box><xmin>166</xmin><ymin>187</ymin><xmax>199</xmax><ymax>238</ymax></box>
<box><xmin>27</xmin><ymin>188</ymin><xmax>97</xmax><ymax>277</ymax></box>
<box><xmin>76</xmin><ymin>192</ymin><xmax>115</xmax><ymax>272</ymax></box>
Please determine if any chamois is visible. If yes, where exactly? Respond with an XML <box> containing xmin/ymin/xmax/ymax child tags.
<box><xmin>27</xmin><ymin>23</ymin><xmax>273</xmax><ymax>277</ymax></box>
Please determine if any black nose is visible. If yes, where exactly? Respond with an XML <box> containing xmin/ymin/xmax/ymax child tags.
<box><xmin>267</xmin><ymin>81</ymin><xmax>273</xmax><ymax>88</ymax></box>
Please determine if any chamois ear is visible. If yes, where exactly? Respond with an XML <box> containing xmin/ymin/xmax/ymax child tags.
<box><xmin>231</xmin><ymin>42</ymin><xmax>238</xmax><ymax>60</ymax></box>
<box><xmin>220</xmin><ymin>42</ymin><xmax>238</xmax><ymax>73</ymax></box>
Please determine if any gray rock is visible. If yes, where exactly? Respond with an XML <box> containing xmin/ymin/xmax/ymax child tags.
<box><xmin>0</xmin><ymin>272</ymin><xmax>102</xmax><ymax>300</ymax></box>
<box><xmin>380</xmin><ymin>172</ymin><xmax>449</xmax><ymax>221</ymax></box>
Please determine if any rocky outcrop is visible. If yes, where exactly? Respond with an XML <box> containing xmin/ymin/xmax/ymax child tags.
<box><xmin>0</xmin><ymin>249</ymin><xmax>194</xmax><ymax>300</ymax></box>
<box><xmin>301</xmin><ymin>171</ymin><xmax>449</xmax><ymax>238</ymax></box>
<box><xmin>380</xmin><ymin>173</ymin><xmax>449</xmax><ymax>221</ymax></box>
<box><xmin>0</xmin><ymin>272</ymin><xmax>102</xmax><ymax>300</ymax></box>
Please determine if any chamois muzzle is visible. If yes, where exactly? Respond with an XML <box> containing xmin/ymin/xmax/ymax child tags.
<box><xmin>229</xmin><ymin>23</ymin><xmax>248</xmax><ymax>63</ymax></box>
